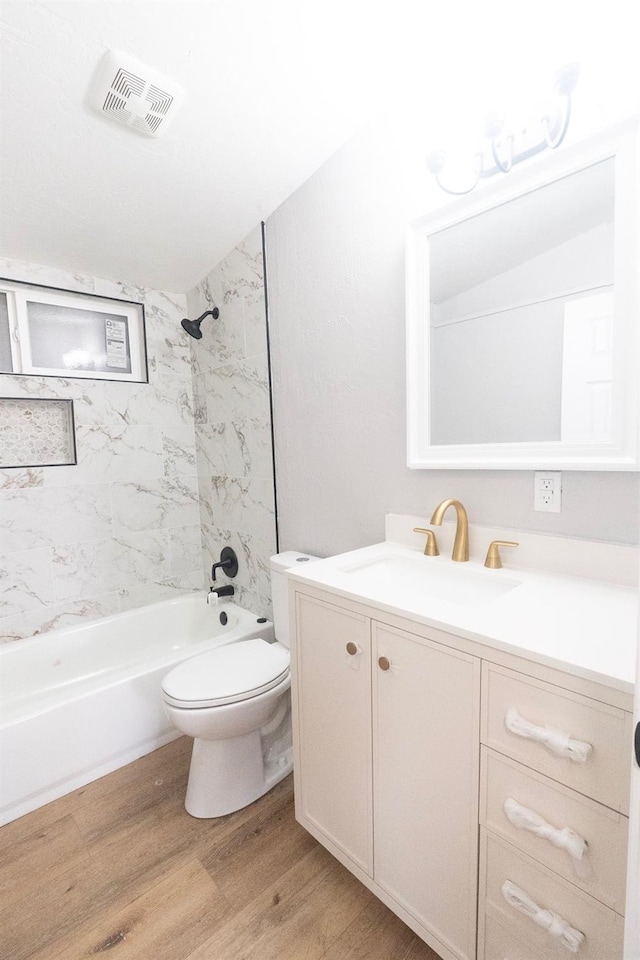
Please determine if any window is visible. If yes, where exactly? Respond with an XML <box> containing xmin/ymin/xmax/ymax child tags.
<box><xmin>0</xmin><ymin>280</ymin><xmax>148</xmax><ymax>383</ymax></box>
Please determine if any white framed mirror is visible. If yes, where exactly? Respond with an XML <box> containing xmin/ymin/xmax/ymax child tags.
<box><xmin>406</xmin><ymin>120</ymin><xmax>640</xmax><ymax>470</ymax></box>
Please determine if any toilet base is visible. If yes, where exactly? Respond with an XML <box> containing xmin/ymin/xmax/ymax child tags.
<box><xmin>184</xmin><ymin>728</ymin><xmax>293</xmax><ymax>819</ymax></box>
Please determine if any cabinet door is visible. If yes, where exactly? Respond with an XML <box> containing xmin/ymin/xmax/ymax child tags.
<box><xmin>292</xmin><ymin>593</ymin><xmax>373</xmax><ymax>874</ymax></box>
<box><xmin>373</xmin><ymin>622</ymin><xmax>480</xmax><ymax>960</ymax></box>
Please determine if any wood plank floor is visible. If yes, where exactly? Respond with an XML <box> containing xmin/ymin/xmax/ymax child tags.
<box><xmin>0</xmin><ymin>737</ymin><xmax>441</xmax><ymax>960</ymax></box>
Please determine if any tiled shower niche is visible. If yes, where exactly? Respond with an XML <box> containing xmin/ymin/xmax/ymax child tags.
<box><xmin>0</xmin><ymin>397</ymin><xmax>76</xmax><ymax>468</ymax></box>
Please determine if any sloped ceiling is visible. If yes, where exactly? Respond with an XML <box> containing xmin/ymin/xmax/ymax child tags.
<box><xmin>1</xmin><ymin>1</ymin><xmax>639</xmax><ymax>292</ymax></box>
<box><xmin>0</xmin><ymin>0</ymin><xmax>407</xmax><ymax>291</ymax></box>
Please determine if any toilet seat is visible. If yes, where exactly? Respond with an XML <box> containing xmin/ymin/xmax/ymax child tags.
<box><xmin>162</xmin><ymin>638</ymin><xmax>290</xmax><ymax>709</ymax></box>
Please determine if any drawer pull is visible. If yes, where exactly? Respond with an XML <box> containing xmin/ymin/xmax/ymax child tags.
<box><xmin>505</xmin><ymin>707</ymin><xmax>593</xmax><ymax>763</ymax></box>
<box><xmin>501</xmin><ymin>880</ymin><xmax>585</xmax><ymax>953</ymax></box>
<box><xmin>504</xmin><ymin>798</ymin><xmax>588</xmax><ymax>863</ymax></box>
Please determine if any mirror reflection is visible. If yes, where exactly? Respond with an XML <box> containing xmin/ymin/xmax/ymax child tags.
<box><xmin>428</xmin><ymin>158</ymin><xmax>615</xmax><ymax>446</ymax></box>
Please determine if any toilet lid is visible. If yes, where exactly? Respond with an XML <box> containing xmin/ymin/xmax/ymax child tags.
<box><xmin>161</xmin><ymin>638</ymin><xmax>289</xmax><ymax>708</ymax></box>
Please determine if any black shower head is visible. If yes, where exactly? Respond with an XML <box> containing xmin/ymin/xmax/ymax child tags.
<box><xmin>180</xmin><ymin>307</ymin><xmax>220</xmax><ymax>339</ymax></box>
<box><xmin>181</xmin><ymin>317</ymin><xmax>203</xmax><ymax>339</ymax></box>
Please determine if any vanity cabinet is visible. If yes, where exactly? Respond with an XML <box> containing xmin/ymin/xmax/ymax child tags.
<box><xmin>292</xmin><ymin>589</ymin><xmax>481</xmax><ymax>960</ymax></box>
<box><xmin>291</xmin><ymin>580</ymin><xmax>633</xmax><ymax>960</ymax></box>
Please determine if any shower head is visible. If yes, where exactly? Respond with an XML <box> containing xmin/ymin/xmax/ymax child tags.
<box><xmin>181</xmin><ymin>307</ymin><xmax>220</xmax><ymax>339</ymax></box>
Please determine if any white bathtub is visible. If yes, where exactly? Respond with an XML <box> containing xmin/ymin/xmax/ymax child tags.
<box><xmin>0</xmin><ymin>594</ymin><xmax>274</xmax><ymax>825</ymax></box>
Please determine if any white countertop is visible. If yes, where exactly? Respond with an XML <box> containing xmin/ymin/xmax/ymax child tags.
<box><xmin>287</xmin><ymin>540</ymin><xmax>638</xmax><ymax>695</ymax></box>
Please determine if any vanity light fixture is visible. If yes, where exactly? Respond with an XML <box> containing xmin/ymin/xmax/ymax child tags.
<box><xmin>426</xmin><ymin>63</ymin><xmax>580</xmax><ymax>196</ymax></box>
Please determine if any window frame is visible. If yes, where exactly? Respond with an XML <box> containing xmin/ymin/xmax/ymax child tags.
<box><xmin>0</xmin><ymin>278</ymin><xmax>148</xmax><ymax>383</ymax></box>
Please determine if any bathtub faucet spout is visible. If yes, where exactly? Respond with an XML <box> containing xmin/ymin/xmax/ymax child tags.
<box><xmin>207</xmin><ymin>584</ymin><xmax>235</xmax><ymax>604</ymax></box>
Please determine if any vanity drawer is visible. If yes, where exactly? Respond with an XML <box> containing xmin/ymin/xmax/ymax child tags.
<box><xmin>479</xmin><ymin>830</ymin><xmax>624</xmax><ymax>960</ymax></box>
<box><xmin>480</xmin><ymin>747</ymin><xmax>628</xmax><ymax>912</ymax></box>
<box><xmin>481</xmin><ymin>912</ymin><xmax>616</xmax><ymax>960</ymax></box>
<box><xmin>481</xmin><ymin>663</ymin><xmax>631</xmax><ymax>813</ymax></box>
<box><xmin>482</xmin><ymin>913</ymin><xmax>568</xmax><ymax>960</ymax></box>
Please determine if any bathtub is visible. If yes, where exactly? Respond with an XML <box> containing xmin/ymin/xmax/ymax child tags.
<box><xmin>0</xmin><ymin>594</ymin><xmax>274</xmax><ymax>825</ymax></box>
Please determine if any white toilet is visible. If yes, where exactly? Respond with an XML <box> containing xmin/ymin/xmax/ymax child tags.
<box><xmin>161</xmin><ymin>551</ymin><xmax>317</xmax><ymax>818</ymax></box>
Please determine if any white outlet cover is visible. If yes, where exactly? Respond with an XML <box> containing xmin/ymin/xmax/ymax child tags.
<box><xmin>534</xmin><ymin>471</ymin><xmax>562</xmax><ymax>512</ymax></box>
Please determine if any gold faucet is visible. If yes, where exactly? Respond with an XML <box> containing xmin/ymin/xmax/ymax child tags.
<box><xmin>430</xmin><ymin>499</ymin><xmax>469</xmax><ymax>562</ymax></box>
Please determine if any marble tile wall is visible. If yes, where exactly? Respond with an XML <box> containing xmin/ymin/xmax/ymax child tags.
<box><xmin>187</xmin><ymin>226</ymin><xmax>277</xmax><ymax>619</ymax></box>
<box><xmin>0</xmin><ymin>258</ymin><xmax>204</xmax><ymax>642</ymax></box>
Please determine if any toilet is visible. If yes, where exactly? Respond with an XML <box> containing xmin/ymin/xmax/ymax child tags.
<box><xmin>161</xmin><ymin>551</ymin><xmax>317</xmax><ymax>818</ymax></box>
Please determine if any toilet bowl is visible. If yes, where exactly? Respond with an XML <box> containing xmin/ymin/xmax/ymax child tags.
<box><xmin>161</xmin><ymin>551</ymin><xmax>318</xmax><ymax>818</ymax></box>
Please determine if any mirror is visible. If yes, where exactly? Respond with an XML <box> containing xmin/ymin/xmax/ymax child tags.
<box><xmin>407</xmin><ymin>122</ymin><xmax>640</xmax><ymax>470</ymax></box>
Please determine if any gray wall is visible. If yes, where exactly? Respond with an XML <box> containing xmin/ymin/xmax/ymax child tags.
<box><xmin>266</xmin><ymin>122</ymin><xmax>640</xmax><ymax>558</ymax></box>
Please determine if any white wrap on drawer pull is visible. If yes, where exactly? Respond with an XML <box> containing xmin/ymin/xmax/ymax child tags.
<box><xmin>505</xmin><ymin>707</ymin><xmax>593</xmax><ymax>763</ymax></box>
<box><xmin>501</xmin><ymin>880</ymin><xmax>585</xmax><ymax>953</ymax></box>
<box><xmin>504</xmin><ymin>798</ymin><xmax>588</xmax><ymax>863</ymax></box>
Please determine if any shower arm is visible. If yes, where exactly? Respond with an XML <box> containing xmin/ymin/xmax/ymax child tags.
<box><xmin>193</xmin><ymin>309</ymin><xmax>218</xmax><ymax>323</ymax></box>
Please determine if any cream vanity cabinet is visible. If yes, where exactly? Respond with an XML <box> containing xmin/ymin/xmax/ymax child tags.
<box><xmin>290</xmin><ymin>582</ymin><xmax>633</xmax><ymax>960</ymax></box>
<box><xmin>291</xmin><ymin>587</ymin><xmax>481</xmax><ymax>960</ymax></box>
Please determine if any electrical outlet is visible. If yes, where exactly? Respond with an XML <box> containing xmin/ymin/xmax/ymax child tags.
<box><xmin>534</xmin><ymin>471</ymin><xmax>562</xmax><ymax>512</ymax></box>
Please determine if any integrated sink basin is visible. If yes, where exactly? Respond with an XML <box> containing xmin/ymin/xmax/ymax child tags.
<box><xmin>340</xmin><ymin>552</ymin><xmax>520</xmax><ymax>607</ymax></box>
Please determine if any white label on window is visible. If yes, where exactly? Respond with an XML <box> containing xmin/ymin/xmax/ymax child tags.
<box><xmin>105</xmin><ymin>318</ymin><xmax>128</xmax><ymax>369</ymax></box>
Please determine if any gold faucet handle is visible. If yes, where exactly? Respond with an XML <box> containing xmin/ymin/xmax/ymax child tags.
<box><xmin>413</xmin><ymin>527</ymin><xmax>440</xmax><ymax>557</ymax></box>
<box><xmin>484</xmin><ymin>540</ymin><xmax>519</xmax><ymax>569</ymax></box>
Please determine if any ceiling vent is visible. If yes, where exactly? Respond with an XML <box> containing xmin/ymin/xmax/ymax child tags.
<box><xmin>88</xmin><ymin>50</ymin><xmax>184</xmax><ymax>138</ymax></box>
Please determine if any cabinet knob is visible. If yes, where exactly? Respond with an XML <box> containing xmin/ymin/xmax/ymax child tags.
<box><xmin>378</xmin><ymin>656</ymin><xmax>391</xmax><ymax>671</ymax></box>
<box><xmin>346</xmin><ymin>642</ymin><xmax>358</xmax><ymax>656</ymax></box>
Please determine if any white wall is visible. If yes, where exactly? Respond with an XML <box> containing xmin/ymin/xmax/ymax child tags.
<box><xmin>266</xmin><ymin>121</ymin><xmax>640</xmax><ymax>558</ymax></box>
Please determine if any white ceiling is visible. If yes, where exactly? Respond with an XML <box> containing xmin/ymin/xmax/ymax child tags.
<box><xmin>0</xmin><ymin>0</ymin><xmax>408</xmax><ymax>291</ymax></box>
<box><xmin>1</xmin><ymin>1</ymin><xmax>639</xmax><ymax>293</ymax></box>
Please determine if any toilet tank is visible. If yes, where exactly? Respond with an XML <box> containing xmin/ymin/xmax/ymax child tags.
<box><xmin>270</xmin><ymin>552</ymin><xmax>320</xmax><ymax>648</ymax></box>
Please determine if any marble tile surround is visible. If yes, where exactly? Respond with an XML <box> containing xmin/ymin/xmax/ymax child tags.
<box><xmin>0</xmin><ymin>225</ymin><xmax>275</xmax><ymax>642</ymax></box>
<box><xmin>0</xmin><ymin>258</ymin><xmax>204</xmax><ymax>642</ymax></box>
<box><xmin>187</xmin><ymin>226</ymin><xmax>277</xmax><ymax>618</ymax></box>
